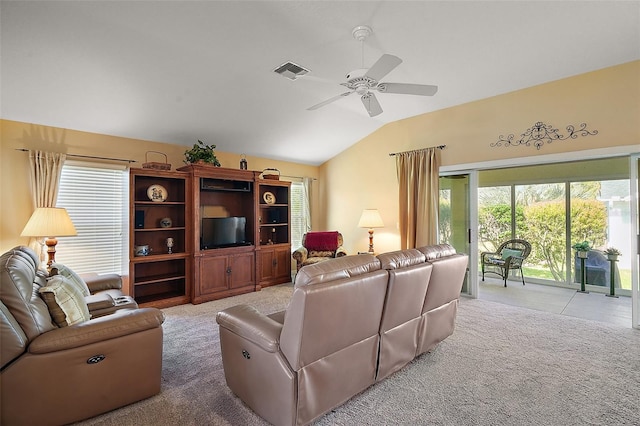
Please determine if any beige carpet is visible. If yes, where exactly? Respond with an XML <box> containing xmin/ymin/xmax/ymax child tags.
<box><xmin>77</xmin><ymin>283</ymin><xmax>640</xmax><ymax>426</ymax></box>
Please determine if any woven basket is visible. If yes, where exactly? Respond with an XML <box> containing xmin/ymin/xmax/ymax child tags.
<box><xmin>261</xmin><ymin>168</ymin><xmax>280</xmax><ymax>180</ymax></box>
<box><xmin>142</xmin><ymin>151</ymin><xmax>171</xmax><ymax>170</ymax></box>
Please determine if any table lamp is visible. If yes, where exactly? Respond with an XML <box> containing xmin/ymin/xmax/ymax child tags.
<box><xmin>358</xmin><ymin>209</ymin><xmax>384</xmax><ymax>253</ymax></box>
<box><xmin>21</xmin><ymin>207</ymin><xmax>77</xmax><ymax>267</ymax></box>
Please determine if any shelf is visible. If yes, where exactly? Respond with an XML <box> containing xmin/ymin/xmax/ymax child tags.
<box><xmin>134</xmin><ymin>273</ymin><xmax>186</xmax><ymax>286</ymax></box>
<box><xmin>134</xmin><ymin>201</ymin><xmax>186</xmax><ymax>205</ymax></box>
<box><xmin>260</xmin><ymin>223</ymin><xmax>288</xmax><ymax>227</ymax></box>
<box><xmin>134</xmin><ymin>227</ymin><xmax>186</xmax><ymax>232</ymax></box>
<box><xmin>136</xmin><ymin>292</ymin><xmax>189</xmax><ymax>306</ymax></box>
<box><xmin>131</xmin><ymin>252</ymin><xmax>189</xmax><ymax>263</ymax></box>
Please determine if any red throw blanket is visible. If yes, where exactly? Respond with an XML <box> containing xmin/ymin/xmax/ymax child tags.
<box><xmin>305</xmin><ymin>231</ymin><xmax>339</xmax><ymax>251</ymax></box>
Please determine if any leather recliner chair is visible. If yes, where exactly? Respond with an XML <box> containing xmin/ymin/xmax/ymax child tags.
<box><xmin>0</xmin><ymin>246</ymin><xmax>165</xmax><ymax>426</ymax></box>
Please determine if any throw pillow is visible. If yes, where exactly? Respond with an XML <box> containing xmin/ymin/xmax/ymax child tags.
<box><xmin>39</xmin><ymin>275</ymin><xmax>91</xmax><ymax>327</ymax></box>
<box><xmin>50</xmin><ymin>263</ymin><xmax>90</xmax><ymax>296</ymax></box>
<box><xmin>309</xmin><ymin>250</ymin><xmax>335</xmax><ymax>258</ymax></box>
<box><xmin>501</xmin><ymin>248</ymin><xmax>522</xmax><ymax>260</ymax></box>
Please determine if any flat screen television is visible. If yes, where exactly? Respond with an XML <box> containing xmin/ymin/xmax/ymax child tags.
<box><xmin>201</xmin><ymin>217</ymin><xmax>248</xmax><ymax>249</ymax></box>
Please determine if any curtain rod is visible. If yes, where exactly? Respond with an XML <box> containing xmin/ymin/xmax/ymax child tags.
<box><xmin>16</xmin><ymin>149</ymin><xmax>136</xmax><ymax>163</ymax></box>
<box><xmin>388</xmin><ymin>145</ymin><xmax>446</xmax><ymax>156</ymax></box>
<box><xmin>280</xmin><ymin>174</ymin><xmax>317</xmax><ymax>181</ymax></box>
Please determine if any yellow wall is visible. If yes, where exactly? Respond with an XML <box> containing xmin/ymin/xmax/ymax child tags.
<box><xmin>0</xmin><ymin>120</ymin><xmax>320</xmax><ymax>252</ymax></box>
<box><xmin>2</xmin><ymin>61</ymin><xmax>639</xmax><ymax>256</ymax></box>
<box><xmin>321</xmin><ymin>60</ymin><xmax>640</xmax><ymax>254</ymax></box>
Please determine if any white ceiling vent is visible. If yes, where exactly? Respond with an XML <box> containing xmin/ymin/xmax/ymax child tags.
<box><xmin>273</xmin><ymin>61</ymin><xmax>309</xmax><ymax>80</ymax></box>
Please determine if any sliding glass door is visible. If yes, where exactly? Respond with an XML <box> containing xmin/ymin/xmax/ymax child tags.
<box><xmin>632</xmin><ymin>155</ymin><xmax>639</xmax><ymax>329</ymax></box>
<box><xmin>439</xmin><ymin>172</ymin><xmax>477</xmax><ymax>296</ymax></box>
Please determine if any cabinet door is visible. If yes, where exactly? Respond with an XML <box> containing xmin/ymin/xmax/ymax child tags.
<box><xmin>199</xmin><ymin>255</ymin><xmax>229</xmax><ymax>295</ymax></box>
<box><xmin>229</xmin><ymin>252</ymin><xmax>255</xmax><ymax>289</ymax></box>
<box><xmin>274</xmin><ymin>246</ymin><xmax>292</xmax><ymax>281</ymax></box>
<box><xmin>259</xmin><ymin>249</ymin><xmax>276</xmax><ymax>282</ymax></box>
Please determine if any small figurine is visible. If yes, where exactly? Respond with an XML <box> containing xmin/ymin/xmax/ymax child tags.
<box><xmin>240</xmin><ymin>154</ymin><xmax>248</xmax><ymax>170</ymax></box>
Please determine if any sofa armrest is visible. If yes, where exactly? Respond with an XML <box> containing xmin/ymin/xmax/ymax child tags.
<box><xmin>335</xmin><ymin>246</ymin><xmax>347</xmax><ymax>257</ymax></box>
<box><xmin>292</xmin><ymin>247</ymin><xmax>308</xmax><ymax>264</ymax></box>
<box><xmin>85</xmin><ymin>292</ymin><xmax>115</xmax><ymax>312</ymax></box>
<box><xmin>29</xmin><ymin>308</ymin><xmax>164</xmax><ymax>354</ymax></box>
<box><xmin>216</xmin><ymin>304</ymin><xmax>282</xmax><ymax>353</ymax></box>
<box><xmin>82</xmin><ymin>273</ymin><xmax>123</xmax><ymax>294</ymax></box>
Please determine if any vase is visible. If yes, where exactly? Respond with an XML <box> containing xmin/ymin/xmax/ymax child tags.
<box><xmin>607</xmin><ymin>254</ymin><xmax>618</xmax><ymax>261</ymax></box>
<box><xmin>577</xmin><ymin>251</ymin><xmax>588</xmax><ymax>259</ymax></box>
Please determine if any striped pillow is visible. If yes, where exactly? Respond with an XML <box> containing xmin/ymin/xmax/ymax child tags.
<box><xmin>40</xmin><ymin>275</ymin><xmax>91</xmax><ymax>327</ymax></box>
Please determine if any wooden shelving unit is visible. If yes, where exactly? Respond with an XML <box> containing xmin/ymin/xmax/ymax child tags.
<box><xmin>130</xmin><ymin>165</ymin><xmax>291</xmax><ymax>306</ymax></box>
<box><xmin>256</xmin><ymin>178</ymin><xmax>292</xmax><ymax>287</ymax></box>
<box><xmin>176</xmin><ymin>165</ymin><xmax>291</xmax><ymax>304</ymax></box>
<box><xmin>128</xmin><ymin>168</ymin><xmax>191</xmax><ymax>308</ymax></box>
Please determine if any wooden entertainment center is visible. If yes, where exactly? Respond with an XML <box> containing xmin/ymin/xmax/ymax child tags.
<box><xmin>128</xmin><ymin>165</ymin><xmax>291</xmax><ymax>308</ymax></box>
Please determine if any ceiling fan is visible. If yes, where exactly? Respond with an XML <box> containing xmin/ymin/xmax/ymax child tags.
<box><xmin>307</xmin><ymin>25</ymin><xmax>438</xmax><ymax>117</ymax></box>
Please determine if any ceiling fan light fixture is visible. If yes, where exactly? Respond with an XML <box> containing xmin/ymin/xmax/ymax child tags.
<box><xmin>352</xmin><ymin>25</ymin><xmax>372</xmax><ymax>42</ymax></box>
<box><xmin>273</xmin><ymin>61</ymin><xmax>310</xmax><ymax>80</ymax></box>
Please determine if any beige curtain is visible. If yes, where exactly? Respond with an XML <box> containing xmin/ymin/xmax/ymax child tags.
<box><xmin>28</xmin><ymin>150</ymin><xmax>66</xmax><ymax>208</ymax></box>
<box><xmin>396</xmin><ymin>148</ymin><xmax>440</xmax><ymax>249</ymax></box>
<box><xmin>26</xmin><ymin>150</ymin><xmax>67</xmax><ymax>256</ymax></box>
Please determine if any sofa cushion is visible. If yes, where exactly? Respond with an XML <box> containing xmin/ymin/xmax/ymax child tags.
<box><xmin>416</xmin><ymin>244</ymin><xmax>457</xmax><ymax>261</ymax></box>
<box><xmin>308</xmin><ymin>250</ymin><xmax>335</xmax><ymax>258</ymax></box>
<box><xmin>295</xmin><ymin>254</ymin><xmax>381</xmax><ymax>287</ymax></box>
<box><xmin>39</xmin><ymin>275</ymin><xmax>91</xmax><ymax>327</ymax></box>
<box><xmin>50</xmin><ymin>263</ymin><xmax>91</xmax><ymax>296</ymax></box>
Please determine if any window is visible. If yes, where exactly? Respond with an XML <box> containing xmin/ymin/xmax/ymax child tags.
<box><xmin>290</xmin><ymin>181</ymin><xmax>306</xmax><ymax>251</ymax></box>
<box><xmin>55</xmin><ymin>161</ymin><xmax>128</xmax><ymax>275</ymax></box>
<box><xmin>478</xmin><ymin>157</ymin><xmax>632</xmax><ymax>292</ymax></box>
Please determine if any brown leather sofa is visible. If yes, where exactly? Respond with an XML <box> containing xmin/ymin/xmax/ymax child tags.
<box><xmin>1</xmin><ymin>246</ymin><xmax>165</xmax><ymax>426</ymax></box>
<box><xmin>216</xmin><ymin>244</ymin><xmax>468</xmax><ymax>426</ymax></box>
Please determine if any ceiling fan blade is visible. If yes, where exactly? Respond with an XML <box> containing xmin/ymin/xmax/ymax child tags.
<box><xmin>378</xmin><ymin>83</ymin><xmax>438</xmax><ymax>96</ymax></box>
<box><xmin>361</xmin><ymin>92</ymin><xmax>383</xmax><ymax>117</ymax></box>
<box><xmin>307</xmin><ymin>91</ymin><xmax>353</xmax><ymax>110</ymax></box>
<box><xmin>364</xmin><ymin>54</ymin><xmax>402</xmax><ymax>82</ymax></box>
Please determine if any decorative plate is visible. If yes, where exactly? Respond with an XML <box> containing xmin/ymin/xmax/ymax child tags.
<box><xmin>147</xmin><ymin>184</ymin><xmax>168</xmax><ymax>202</ymax></box>
<box><xmin>263</xmin><ymin>191</ymin><xmax>276</xmax><ymax>204</ymax></box>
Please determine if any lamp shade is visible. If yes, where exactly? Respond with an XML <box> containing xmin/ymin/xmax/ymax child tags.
<box><xmin>358</xmin><ymin>209</ymin><xmax>384</xmax><ymax>229</ymax></box>
<box><xmin>21</xmin><ymin>207</ymin><xmax>77</xmax><ymax>237</ymax></box>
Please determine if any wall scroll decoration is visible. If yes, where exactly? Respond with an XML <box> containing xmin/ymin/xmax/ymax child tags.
<box><xmin>492</xmin><ymin>121</ymin><xmax>598</xmax><ymax>150</ymax></box>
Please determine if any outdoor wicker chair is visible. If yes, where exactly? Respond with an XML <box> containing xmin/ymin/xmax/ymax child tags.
<box><xmin>481</xmin><ymin>239</ymin><xmax>532</xmax><ymax>287</ymax></box>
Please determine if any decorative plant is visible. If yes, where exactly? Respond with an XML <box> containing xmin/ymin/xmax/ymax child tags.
<box><xmin>571</xmin><ymin>241</ymin><xmax>591</xmax><ymax>252</ymax></box>
<box><xmin>184</xmin><ymin>140</ymin><xmax>221</xmax><ymax>166</ymax></box>
<box><xmin>603</xmin><ymin>247</ymin><xmax>621</xmax><ymax>256</ymax></box>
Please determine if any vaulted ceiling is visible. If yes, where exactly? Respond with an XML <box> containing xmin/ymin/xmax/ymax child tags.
<box><xmin>2</xmin><ymin>1</ymin><xmax>639</xmax><ymax>165</ymax></box>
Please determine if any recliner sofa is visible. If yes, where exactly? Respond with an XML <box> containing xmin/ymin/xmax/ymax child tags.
<box><xmin>216</xmin><ymin>244</ymin><xmax>468</xmax><ymax>426</ymax></box>
<box><xmin>1</xmin><ymin>246</ymin><xmax>165</xmax><ymax>426</ymax></box>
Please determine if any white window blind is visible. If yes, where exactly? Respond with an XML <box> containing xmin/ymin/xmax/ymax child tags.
<box><xmin>290</xmin><ymin>180</ymin><xmax>311</xmax><ymax>251</ymax></box>
<box><xmin>56</xmin><ymin>161</ymin><xmax>128</xmax><ymax>275</ymax></box>
<box><xmin>290</xmin><ymin>182</ymin><xmax>304</xmax><ymax>250</ymax></box>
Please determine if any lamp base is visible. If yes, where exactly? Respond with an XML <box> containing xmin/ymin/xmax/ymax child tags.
<box><xmin>368</xmin><ymin>229</ymin><xmax>375</xmax><ymax>253</ymax></box>
<box><xmin>45</xmin><ymin>237</ymin><xmax>58</xmax><ymax>268</ymax></box>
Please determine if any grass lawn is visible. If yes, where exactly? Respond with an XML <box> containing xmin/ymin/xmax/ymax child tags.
<box><xmin>521</xmin><ymin>266</ymin><xmax>632</xmax><ymax>290</ymax></box>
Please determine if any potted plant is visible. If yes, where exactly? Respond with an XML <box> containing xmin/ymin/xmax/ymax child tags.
<box><xmin>571</xmin><ymin>241</ymin><xmax>591</xmax><ymax>258</ymax></box>
<box><xmin>603</xmin><ymin>247</ymin><xmax>621</xmax><ymax>261</ymax></box>
<box><xmin>184</xmin><ymin>140</ymin><xmax>221</xmax><ymax>166</ymax></box>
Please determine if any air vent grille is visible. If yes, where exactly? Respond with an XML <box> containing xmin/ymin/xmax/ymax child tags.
<box><xmin>273</xmin><ymin>61</ymin><xmax>309</xmax><ymax>80</ymax></box>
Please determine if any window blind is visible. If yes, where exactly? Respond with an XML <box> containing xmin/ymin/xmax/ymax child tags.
<box><xmin>290</xmin><ymin>182</ymin><xmax>305</xmax><ymax>251</ymax></box>
<box><xmin>56</xmin><ymin>161</ymin><xmax>128</xmax><ymax>275</ymax></box>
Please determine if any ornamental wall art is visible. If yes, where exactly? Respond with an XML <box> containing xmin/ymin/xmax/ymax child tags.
<box><xmin>491</xmin><ymin>121</ymin><xmax>598</xmax><ymax>150</ymax></box>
